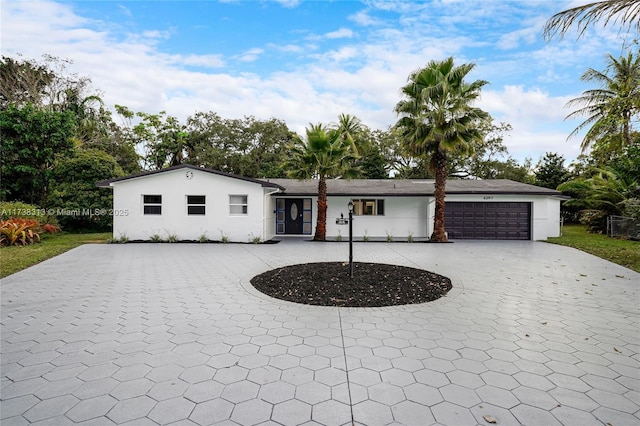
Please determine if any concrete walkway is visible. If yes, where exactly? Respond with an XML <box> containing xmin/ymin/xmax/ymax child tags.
<box><xmin>1</xmin><ymin>240</ymin><xmax>639</xmax><ymax>425</ymax></box>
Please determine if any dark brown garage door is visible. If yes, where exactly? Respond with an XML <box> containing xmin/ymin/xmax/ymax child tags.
<box><xmin>444</xmin><ymin>202</ymin><xmax>531</xmax><ymax>240</ymax></box>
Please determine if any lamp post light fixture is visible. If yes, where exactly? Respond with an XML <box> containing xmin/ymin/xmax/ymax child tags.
<box><xmin>348</xmin><ymin>200</ymin><xmax>354</xmax><ymax>278</ymax></box>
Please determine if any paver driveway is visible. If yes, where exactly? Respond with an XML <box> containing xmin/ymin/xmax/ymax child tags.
<box><xmin>1</xmin><ymin>240</ymin><xmax>639</xmax><ymax>425</ymax></box>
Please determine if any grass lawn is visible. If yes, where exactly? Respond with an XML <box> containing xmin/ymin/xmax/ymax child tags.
<box><xmin>0</xmin><ymin>233</ymin><xmax>110</xmax><ymax>278</ymax></box>
<box><xmin>547</xmin><ymin>224</ymin><xmax>640</xmax><ymax>273</ymax></box>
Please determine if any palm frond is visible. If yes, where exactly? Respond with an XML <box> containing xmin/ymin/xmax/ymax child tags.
<box><xmin>543</xmin><ymin>0</ymin><xmax>640</xmax><ymax>40</ymax></box>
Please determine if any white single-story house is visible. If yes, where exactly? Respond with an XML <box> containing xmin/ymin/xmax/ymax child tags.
<box><xmin>97</xmin><ymin>164</ymin><xmax>567</xmax><ymax>242</ymax></box>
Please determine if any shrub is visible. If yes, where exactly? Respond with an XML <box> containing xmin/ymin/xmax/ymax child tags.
<box><xmin>1</xmin><ymin>218</ymin><xmax>41</xmax><ymax>246</ymax></box>
<box><xmin>42</xmin><ymin>223</ymin><xmax>60</xmax><ymax>234</ymax></box>
<box><xmin>0</xmin><ymin>201</ymin><xmax>58</xmax><ymax>227</ymax></box>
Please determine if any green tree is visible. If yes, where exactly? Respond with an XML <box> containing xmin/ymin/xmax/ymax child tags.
<box><xmin>47</xmin><ymin>149</ymin><xmax>124</xmax><ymax>230</ymax></box>
<box><xmin>558</xmin><ymin>167</ymin><xmax>639</xmax><ymax>231</ymax></box>
<box><xmin>544</xmin><ymin>0</ymin><xmax>640</xmax><ymax>39</ymax></box>
<box><xmin>566</xmin><ymin>51</ymin><xmax>640</xmax><ymax>153</ymax></box>
<box><xmin>132</xmin><ymin>111</ymin><xmax>190</xmax><ymax>170</ymax></box>
<box><xmin>285</xmin><ymin>124</ymin><xmax>359</xmax><ymax>241</ymax></box>
<box><xmin>0</xmin><ymin>103</ymin><xmax>76</xmax><ymax>204</ymax></box>
<box><xmin>186</xmin><ymin>113</ymin><xmax>292</xmax><ymax>177</ymax></box>
<box><xmin>0</xmin><ymin>55</ymin><xmax>54</xmax><ymax>109</ymax></box>
<box><xmin>535</xmin><ymin>152</ymin><xmax>571</xmax><ymax>189</ymax></box>
<box><xmin>395</xmin><ymin>57</ymin><xmax>490</xmax><ymax>242</ymax></box>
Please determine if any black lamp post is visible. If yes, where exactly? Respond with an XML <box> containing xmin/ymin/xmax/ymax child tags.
<box><xmin>348</xmin><ymin>200</ymin><xmax>354</xmax><ymax>278</ymax></box>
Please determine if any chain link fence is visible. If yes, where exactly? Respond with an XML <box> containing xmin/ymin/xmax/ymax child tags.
<box><xmin>607</xmin><ymin>215</ymin><xmax>640</xmax><ymax>240</ymax></box>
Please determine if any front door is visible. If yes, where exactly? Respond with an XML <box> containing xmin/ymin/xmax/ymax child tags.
<box><xmin>276</xmin><ymin>198</ymin><xmax>312</xmax><ymax>235</ymax></box>
<box><xmin>285</xmin><ymin>199</ymin><xmax>304</xmax><ymax>234</ymax></box>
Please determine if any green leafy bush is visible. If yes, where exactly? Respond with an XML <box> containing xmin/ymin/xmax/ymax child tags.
<box><xmin>0</xmin><ymin>201</ymin><xmax>58</xmax><ymax>226</ymax></box>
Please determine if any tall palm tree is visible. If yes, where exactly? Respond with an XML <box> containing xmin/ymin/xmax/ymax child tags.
<box><xmin>285</xmin><ymin>124</ymin><xmax>359</xmax><ymax>241</ymax></box>
<box><xmin>395</xmin><ymin>57</ymin><xmax>489</xmax><ymax>242</ymax></box>
<box><xmin>543</xmin><ymin>0</ymin><xmax>640</xmax><ymax>39</ymax></box>
<box><xmin>566</xmin><ymin>51</ymin><xmax>640</xmax><ymax>152</ymax></box>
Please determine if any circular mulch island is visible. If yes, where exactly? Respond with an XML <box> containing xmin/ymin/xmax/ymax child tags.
<box><xmin>250</xmin><ymin>262</ymin><xmax>452</xmax><ymax>307</ymax></box>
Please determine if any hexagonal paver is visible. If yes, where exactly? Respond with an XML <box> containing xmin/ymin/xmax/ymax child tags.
<box><xmin>214</xmin><ymin>366</ymin><xmax>249</xmax><ymax>384</ymax></box>
<box><xmin>281</xmin><ymin>366</ymin><xmax>314</xmax><ymax>385</ymax></box>
<box><xmin>312</xmin><ymin>399</ymin><xmax>352</xmax><ymax>425</ymax></box>
<box><xmin>392</xmin><ymin>400</ymin><xmax>436</xmax><ymax>425</ymax></box>
<box><xmin>439</xmin><ymin>384</ymin><xmax>481</xmax><ymax>408</ymax></box>
<box><xmin>404</xmin><ymin>383</ymin><xmax>444</xmax><ymax>406</ymax></box>
<box><xmin>179</xmin><ymin>365</ymin><xmax>216</xmax><ymax>384</ymax></box>
<box><xmin>66</xmin><ymin>395</ymin><xmax>118</xmax><ymax>422</ymax></box>
<box><xmin>189</xmin><ymin>398</ymin><xmax>234</xmax><ymax>424</ymax></box>
<box><xmin>148</xmin><ymin>379</ymin><xmax>189</xmax><ymax>401</ymax></box>
<box><xmin>34</xmin><ymin>377</ymin><xmax>84</xmax><ymax>400</ymax></box>
<box><xmin>147</xmin><ymin>396</ymin><xmax>195</xmax><ymax>424</ymax></box>
<box><xmin>315</xmin><ymin>367</ymin><xmax>347</xmax><ymax>386</ymax></box>
<box><xmin>352</xmin><ymin>400</ymin><xmax>393</xmax><ymax>425</ymax></box>
<box><xmin>511</xmin><ymin>404</ymin><xmax>563</xmax><ymax>425</ymax></box>
<box><xmin>221</xmin><ymin>380</ymin><xmax>260</xmax><ymax>403</ymax></box>
<box><xmin>258</xmin><ymin>381</ymin><xmax>296</xmax><ymax>404</ymax></box>
<box><xmin>380</xmin><ymin>368</ymin><xmax>415</xmax><ymax>387</ymax></box>
<box><xmin>368</xmin><ymin>382</ymin><xmax>406</xmax><ymax>405</ymax></box>
<box><xmin>432</xmin><ymin>401</ymin><xmax>476</xmax><ymax>425</ymax></box>
<box><xmin>295</xmin><ymin>381</ymin><xmax>331</xmax><ymax>405</ymax></box>
<box><xmin>246</xmin><ymin>365</ymin><xmax>282</xmax><ymax>385</ymax></box>
<box><xmin>512</xmin><ymin>386</ymin><xmax>560</xmax><ymax>410</ymax></box>
<box><xmin>476</xmin><ymin>385</ymin><xmax>521</xmax><ymax>409</ymax></box>
<box><xmin>23</xmin><ymin>394</ymin><xmax>79</xmax><ymax>423</ymax></box>
<box><xmin>110</xmin><ymin>378</ymin><xmax>154</xmax><ymax>400</ymax></box>
<box><xmin>347</xmin><ymin>368</ymin><xmax>381</xmax><ymax>387</ymax></box>
<box><xmin>184</xmin><ymin>381</ymin><xmax>225</xmax><ymax>403</ymax></box>
<box><xmin>230</xmin><ymin>399</ymin><xmax>272</xmax><ymax>425</ymax></box>
<box><xmin>146</xmin><ymin>363</ymin><xmax>185</xmax><ymax>383</ymax></box>
<box><xmin>107</xmin><ymin>395</ymin><xmax>156</xmax><ymax>423</ymax></box>
<box><xmin>272</xmin><ymin>399</ymin><xmax>312</xmax><ymax>424</ymax></box>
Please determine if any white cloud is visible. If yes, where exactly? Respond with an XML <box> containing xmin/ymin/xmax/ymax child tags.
<box><xmin>117</xmin><ymin>4</ymin><xmax>132</xmax><ymax>17</ymax></box>
<box><xmin>236</xmin><ymin>48</ymin><xmax>264</xmax><ymax>63</ymax></box>
<box><xmin>273</xmin><ymin>0</ymin><xmax>300</xmax><ymax>8</ymax></box>
<box><xmin>180</xmin><ymin>54</ymin><xmax>225</xmax><ymax>68</ymax></box>
<box><xmin>325</xmin><ymin>28</ymin><xmax>354</xmax><ymax>39</ymax></box>
<box><xmin>480</xmin><ymin>85</ymin><xmax>582</xmax><ymax>161</ymax></box>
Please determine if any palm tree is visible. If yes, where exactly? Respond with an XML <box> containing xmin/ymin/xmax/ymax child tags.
<box><xmin>285</xmin><ymin>123</ymin><xmax>359</xmax><ymax>241</ymax></box>
<box><xmin>566</xmin><ymin>51</ymin><xmax>640</xmax><ymax>152</ymax></box>
<box><xmin>334</xmin><ymin>113</ymin><xmax>363</xmax><ymax>153</ymax></box>
<box><xmin>395</xmin><ymin>57</ymin><xmax>489</xmax><ymax>242</ymax></box>
<box><xmin>543</xmin><ymin>0</ymin><xmax>640</xmax><ymax>39</ymax></box>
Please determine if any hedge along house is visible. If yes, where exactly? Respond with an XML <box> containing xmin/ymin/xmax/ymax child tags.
<box><xmin>98</xmin><ymin>164</ymin><xmax>566</xmax><ymax>242</ymax></box>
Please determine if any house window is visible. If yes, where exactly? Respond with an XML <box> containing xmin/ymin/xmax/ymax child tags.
<box><xmin>187</xmin><ymin>195</ymin><xmax>206</xmax><ymax>215</ymax></box>
<box><xmin>229</xmin><ymin>195</ymin><xmax>248</xmax><ymax>215</ymax></box>
<box><xmin>143</xmin><ymin>195</ymin><xmax>162</xmax><ymax>215</ymax></box>
<box><xmin>352</xmin><ymin>199</ymin><xmax>385</xmax><ymax>216</ymax></box>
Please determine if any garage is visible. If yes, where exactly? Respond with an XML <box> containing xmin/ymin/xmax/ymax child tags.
<box><xmin>444</xmin><ymin>202</ymin><xmax>531</xmax><ymax>240</ymax></box>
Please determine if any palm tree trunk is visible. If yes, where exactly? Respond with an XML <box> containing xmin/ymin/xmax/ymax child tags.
<box><xmin>314</xmin><ymin>176</ymin><xmax>327</xmax><ymax>241</ymax></box>
<box><xmin>431</xmin><ymin>151</ymin><xmax>449</xmax><ymax>242</ymax></box>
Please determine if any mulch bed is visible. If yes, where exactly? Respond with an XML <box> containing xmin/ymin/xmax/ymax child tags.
<box><xmin>250</xmin><ymin>262</ymin><xmax>452</xmax><ymax>307</ymax></box>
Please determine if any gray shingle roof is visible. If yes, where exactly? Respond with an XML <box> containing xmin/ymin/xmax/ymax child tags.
<box><xmin>266</xmin><ymin>178</ymin><xmax>563</xmax><ymax>196</ymax></box>
<box><xmin>96</xmin><ymin>165</ymin><xmax>562</xmax><ymax>197</ymax></box>
<box><xmin>96</xmin><ymin>164</ymin><xmax>284</xmax><ymax>189</ymax></box>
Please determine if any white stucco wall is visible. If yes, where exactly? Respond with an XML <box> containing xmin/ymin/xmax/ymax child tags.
<box><xmin>110</xmin><ymin>168</ymin><xmax>270</xmax><ymax>242</ymax></box>
<box><xmin>326</xmin><ymin>196</ymin><xmax>429</xmax><ymax>239</ymax></box>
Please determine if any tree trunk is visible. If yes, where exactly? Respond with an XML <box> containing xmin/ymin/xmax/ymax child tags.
<box><xmin>314</xmin><ymin>176</ymin><xmax>327</xmax><ymax>241</ymax></box>
<box><xmin>430</xmin><ymin>151</ymin><xmax>448</xmax><ymax>242</ymax></box>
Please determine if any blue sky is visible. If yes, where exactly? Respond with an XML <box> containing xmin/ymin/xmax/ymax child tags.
<box><xmin>1</xmin><ymin>0</ymin><xmax>634</xmax><ymax>164</ymax></box>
